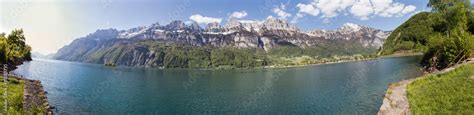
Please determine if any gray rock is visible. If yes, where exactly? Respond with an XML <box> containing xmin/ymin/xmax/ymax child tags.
<box><xmin>54</xmin><ymin>19</ymin><xmax>391</xmax><ymax>67</ymax></box>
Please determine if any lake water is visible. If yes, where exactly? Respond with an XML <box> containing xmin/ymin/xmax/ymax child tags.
<box><xmin>13</xmin><ymin>56</ymin><xmax>423</xmax><ymax>114</ymax></box>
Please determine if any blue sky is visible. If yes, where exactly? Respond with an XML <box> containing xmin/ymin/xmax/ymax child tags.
<box><xmin>46</xmin><ymin>0</ymin><xmax>429</xmax><ymax>30</ymax></box>
<box><xmin>1</xmin><ymin>0</ymin><xmax>434</xmax><ymax>54</ymax></box>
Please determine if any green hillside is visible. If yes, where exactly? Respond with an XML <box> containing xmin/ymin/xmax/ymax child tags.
<box><xmin>381</xmin><ymin>12</ymin><xmax>434</xmax><ymax>55</ymax></box>
<box><xmin>381</xmin><ymin>0</ymin><xmax>474</xmax><ymax>71</ymax></box>
<box><xmin>81</xmin><ymin>40</ymin><xmax>376</xmax><ymax>69</ymax></box>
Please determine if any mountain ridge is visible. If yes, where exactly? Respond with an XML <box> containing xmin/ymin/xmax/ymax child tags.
<box><xmin>54</xmin><ymin>18</ymin><xmax>391</xmax><ymax>68</ymax></box>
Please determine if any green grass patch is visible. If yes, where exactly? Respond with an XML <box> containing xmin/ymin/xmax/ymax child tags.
<box><xmin>407</xmin><ymin>63</ymin><xmax>474</xmax><ymax>114</ymax></box>
<box><xmin>0</xmin><ymin>76</ymin><xmax>24</xmax><ymax>114</ymax></box>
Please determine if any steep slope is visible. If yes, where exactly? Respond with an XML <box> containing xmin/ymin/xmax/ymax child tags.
<box><xmin>380</xmin><ymin>12</ymin><xmax>434</xmax><ymax>55</ymax></box>
<box><xmin>55</xmin><ymin>19</ymin><xmax>390</xmax><ymax>68</ymax></box>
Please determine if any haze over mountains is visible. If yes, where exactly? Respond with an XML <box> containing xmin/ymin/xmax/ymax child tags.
<box><xmin>54</xmin><ymin>18</ymin><xmax>390</xmax><ymax>67</ymax></box>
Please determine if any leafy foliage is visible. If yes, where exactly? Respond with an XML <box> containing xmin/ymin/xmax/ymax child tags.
<box><xmin>381</xmin><ymin>12</ymin><xmax>434</xmax><ymax>54</ymax></box>
<box><xmin>422</xmin><ymin>1</ymin><xmax>474</xmax><ymax>70</ymax></box>
<box><xmin>87</xmin><ymin>41</ymin><xmax>269</xmax><ymax>69</ymax></box>
<box><xmin>0</xmin><ymin>29</ymin><xmax>32</xmax><ymax>69</ymax></box>
<box><xmin>428</xmin><ymin>0</ymin><xmax>471</xmax><ymax>13</ymax></box>
<box><xmin>87</xmin><ymin>39</ymin><xmax>383</xmax><ymax>69</ymax></box>
<box><xmin>383</xmin><ymin>0</ymin><xmax>474</xmax><ymax>70</ymax></box>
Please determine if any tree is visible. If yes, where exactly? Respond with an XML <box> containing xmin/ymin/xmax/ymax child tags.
<box><xmin>429</xmin><ymin>0</ymin><xmax>471</xmax><ymax>13</ymax></box>
<box><xmin>7</xmin><ymin>29</ymin><xmax>26</xmax><ymax>48</ymax></box>
<box><xmin>0</xmin><ymin>29</ymin><xmax>32</xmax><ymax>67</ymax></box>
<box><xmin>0</xmin><ymin>36</ymin><xmax>7</xmax><ymax>63</ymax></box>
<box><xmin>423</xmin><ymin>1</ymin><xmax>474</xmax><ymax>71</ymax></box>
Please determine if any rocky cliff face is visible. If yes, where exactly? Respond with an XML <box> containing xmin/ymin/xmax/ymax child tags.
<box><xmin>306</xmin><ymin>23</ymin><xmax>390</xmax><ymax>48</ymax></box>
<box><xmin>54</xmin><ymin>18</ymin><xmax>390</xmax><ymax>67</ymax></box>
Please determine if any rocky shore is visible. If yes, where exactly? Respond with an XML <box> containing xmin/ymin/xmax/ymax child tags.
<box><xmin>378</xmin><ymin>80</ymin><xmax>413</xmax><ymax>115</ymax></box>
<box><xmin>20</xmin><ymin>77</ymin><xmax>52</xmax><ymax>114</ymax></box>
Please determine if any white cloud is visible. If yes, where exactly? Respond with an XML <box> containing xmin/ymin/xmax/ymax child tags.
<box><xmin>371</xmin><ymin>1</ymin><xmax>417</xmax><ymax>18</ymax></box>
<box><xmin>293</xmin><ymin>0</ymin><xmax>416</xmax><ymax>20</ymax></box>
<box><xmin>320</xmin><ymin>0</ymin><xmax>352</xmax><ymax>18</ymax></box>
<box><xmin>350</xmin><ymin>0</ymin><xmax>373</xmax><ymax>20</ymax></box>
<box><xmin>296</xmin><ymin>3</ymin><xmax>320</xmax><ymax>16</ymax></box>
<box><xmin>402</xmin><ymin>5</ymin><xmax>416</xmax><ymax>14</ymax></box>
<box><xmin>381</xmin><ymin>3</ymin><xmax>405</xmax><ymax>17</ymax></box>
<box><xmin>272</xmin><ymin>4</ymin><xmax>292</xmax><ymax>19</ymax></box>
<box><xmin>189</xmin><ymin>14</ymin><xmax>222</xmax><ymax>24</ymax></box>
<box><xmin>340</xmin><ymin>0</ymin><xmax>357</xmax><ymax>9</ymax></box>
<box><xmin>229</xmin><ymin>11</ymin><xmax>248</xmax><ymax>19</ymax></box>
<box><xmin>372</xmin><ymin>0</ymin><xmax>392</xmax><ymax>14</ymax></box>
<box><xmin>293</xmin><ymin>3</ymin><xmax>320</xmax><ymax>23</ymax></box>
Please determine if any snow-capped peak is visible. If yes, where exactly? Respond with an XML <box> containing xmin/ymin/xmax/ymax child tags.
<box><xmin>341</xmin><ymin>23</ymin><xmax>361</xmax><ymax>32</ymax></box>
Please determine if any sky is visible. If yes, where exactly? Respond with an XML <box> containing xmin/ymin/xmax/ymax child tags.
<box><xmin>0</xmin><ymin>0</ymin><xmax>433</xmax><ymax>55</ymax></box>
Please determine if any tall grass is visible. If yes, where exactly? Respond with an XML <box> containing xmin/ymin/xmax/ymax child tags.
<box><xmin>0</xmin><ymin>77</ymin><xmax>24</xmax><ymax>114</ymax></box>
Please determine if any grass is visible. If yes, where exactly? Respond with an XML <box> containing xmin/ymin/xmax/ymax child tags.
<box><xmin>407</xmin><ymin>63</ymin><xmax>474</xmax><ymax>114</ymax></box>
<box><xmin>0</xmin><ymin>76</ymin><xmax>25</xmax><ymax>114</ymax></box>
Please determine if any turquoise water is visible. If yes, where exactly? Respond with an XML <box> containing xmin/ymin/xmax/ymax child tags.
<box><xmin>13</xmin><ymin>56</ymin><xmax>423</xmax><ymax>114</ymax></box>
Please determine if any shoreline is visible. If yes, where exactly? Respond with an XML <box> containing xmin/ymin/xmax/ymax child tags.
<box><xmin>5</xmin><ymin>75</ymin><xmax>52</xmax><ymax>114</ymax></box>
<box><xmin>44</xmin><ymin>53</ymin><xmax>423</xmax><ymax>71</ymax></box>
<box><xmin>378</xmin><ymin>58</ymin><xmax>474</xmax><ymax>114</ymax></box>
<box><xmin>263</xmin><ymin>53</ymin><xmax>423</xmax><ymax>69</ymax></box>
<box><xmin>23</xmin><ymin>78</ymin><xmax>52</xmax><ymax>114</ymax></box>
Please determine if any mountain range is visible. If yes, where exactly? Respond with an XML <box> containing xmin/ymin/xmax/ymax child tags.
<box><xmin>54</xmin><ymin>18</ymin><xmax>390</xmax><ymax>68</ymax></box>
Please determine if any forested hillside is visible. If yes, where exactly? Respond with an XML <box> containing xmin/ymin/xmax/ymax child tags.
<box><xmin>381</xmin><ymin>12</ymin><xmax>434</xmax><ymax>54</ymax></box>
<box><xmin>381</xmin><ymin>0</ymin><xmax>474</xmax><ymax>71</ymax></box>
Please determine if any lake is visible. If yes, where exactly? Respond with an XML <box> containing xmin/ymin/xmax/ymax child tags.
<box><xmin>13</xmin><ymin>56</ymin><xmax>423</xmax><ymax>114</ymax></box>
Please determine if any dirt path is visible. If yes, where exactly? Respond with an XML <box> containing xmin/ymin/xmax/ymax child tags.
<box><xmin>23</xmin><ymin>79</ymin><xmax>52</xmax><ymax>114</ymax></box>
